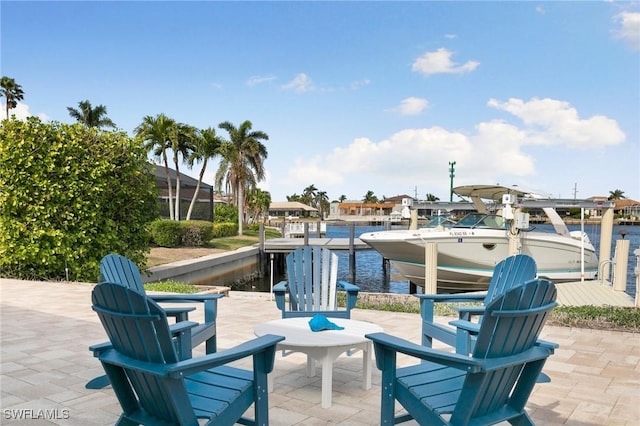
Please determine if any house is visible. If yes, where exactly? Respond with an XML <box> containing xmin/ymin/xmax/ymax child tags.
<box><xmin>151</xmin><ymin>164</ymin><xmax>225</xmax><ymax>221</ymax></box>
<box><xmin>268</xmin><ymin>201</ymin><xmax>318</xmax><ymax>219</ymax></box>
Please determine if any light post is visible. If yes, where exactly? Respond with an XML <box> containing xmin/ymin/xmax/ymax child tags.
<box><xmin>448</xmin><ymin>161</ymin><xmax>456</xmax><ymax>202</ymax></box>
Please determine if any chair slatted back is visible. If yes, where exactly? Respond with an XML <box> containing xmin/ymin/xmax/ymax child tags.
<box><xmin>100</xmin><ymin>253</ymin><xmax>145</xmax><ymax>294</ymax></box>
<box><xmin>484</xmin><ymin>254</ymin><xmax>537</xmax><ymax>304</ymax></box>
<box><xmin>452</xmin><ymin>279</ymin><xmax>557</xmax><ymax>424</ymax></box>
<box><xmin>92</xmin><ymin>283</ymin><xmax>192</xmax><ymax>424</ymax></box>
<box><xmin>287</xmin><ymin>246</ymin><xmax>338</xmax><ymax>312</ymax></box>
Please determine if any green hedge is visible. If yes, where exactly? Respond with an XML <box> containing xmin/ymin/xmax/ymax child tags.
<box><xmin>149</xmin><ymin>219</ymin><xmax>237</xmax><ymax>247</ymax></box>
<box><xmin>149</xmin><ymin>220</ymin><xmax>182</xmax><ymax>247</ymax></box>
<box><xmin>0</xmin><ymin>118</ymin><xmax>158</xmax><ymax>281</ymax></box>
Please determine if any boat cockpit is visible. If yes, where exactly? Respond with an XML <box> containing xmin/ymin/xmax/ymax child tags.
<box><xmin>454</xmin><ymin>213</ymin><xmax>508</xmax><ymax>230</ymax></box>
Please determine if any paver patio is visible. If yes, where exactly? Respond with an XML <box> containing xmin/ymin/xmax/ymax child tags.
<box><xmin>1</xmin><ymin>279</ymin><xmax>639</xmax><ymax>425</ymax></box>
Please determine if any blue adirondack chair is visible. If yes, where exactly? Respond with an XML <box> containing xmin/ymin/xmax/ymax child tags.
<box><xmin>274</xmin><ymin>246</ymin><xmax>360</xmax><ymax>318</ymax></box>
<box><xmin>90</xmin><ymin>282</ymin><xmax>284</xmax><ymax>426</ymax></box>
<box><xmin>366</xmin><ymin>278</ymin><xmax>557</xmax><ymax>426</ymax></box>
<box><xmin>100</xmin><ymin>253</ymin><xmax>221</xmax><ymax>354</ymax></box>
<box><xmin>417</xmin><ymin>254</ymin><xmax>537</xmax><ymax>354</ymax></box>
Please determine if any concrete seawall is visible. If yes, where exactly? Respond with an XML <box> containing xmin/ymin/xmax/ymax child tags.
<box><xmin>143</xmin><ymin>246</ymin><xmax>261</xmax><ymax>287</ymax></box>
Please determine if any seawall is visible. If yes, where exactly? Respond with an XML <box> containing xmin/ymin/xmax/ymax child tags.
<box><xmin>143</xmin><ymin>246</ymin><xmax>261</xmax><ymax>288</ymax></box>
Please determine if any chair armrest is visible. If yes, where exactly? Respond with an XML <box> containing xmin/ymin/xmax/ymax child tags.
<box><xmin>453</xmin><ymin>305</ymin><xmax>486</xmax><ymax>322</ymax></box>
<box><xmin>366</xmin><ymin>332</ymin><xmax>482</xmax><ymax>372</ymax></box>
<box><xmin>337</xmin><ymin>281</ymin><xmax>360</xmax><ymax>310</ymax></box>
<box><xmin>148</xmin><ymin>293</ymin><xmax>224</xmax><ymax>303</ymax></box>
<box><xmin>366</xmin><ymin>332</ymin><xmax>554</xmax><ymax>374</ymax></box>
<box><xmin>448</xmin><ymin>319</ymin><xmax>480</xmax><ymax>335</ymax></box>
<box><xmin>273</xmin><ymin>281</ymin><xmax>288</xmax><ymax>311</ymax></box>
<box><xmin>167</xmin><ymin>334</ymin><xmax>286</xmax><ymax>377</ymax></box>
<box><xmin>414</xmin><ymin>293</ymin><xmax>486</xmax><ymax>303</ymax></box>
<box><xmin>163</xmin><ymin>307</ymin><xmax>197</xmax><ymax>322</ymax></box>
<box><xmin>150</xmin><ymin>293</ymin><xmax>221</xmax><ymax>324</ymax></box>
<box><xmin>96</xmin><ymin>334</ymin><xmax>285</xmax><ymax>378</ymax></box>
<box><xmin>337</xmin><ymin>281</ymin><xmax>360</xmax><ymax>293</ymax></box>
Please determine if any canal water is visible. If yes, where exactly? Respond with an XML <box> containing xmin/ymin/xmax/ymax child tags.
<box><xmin>246</xmin><ymin>224</ymin><xmax>639</xmax><ymax>297</ymax></box>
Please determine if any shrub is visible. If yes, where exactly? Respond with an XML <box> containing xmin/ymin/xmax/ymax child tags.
<box><xmin>214</xmin><ymin>204</ymin><xmax>238</xmax><ymax>223</ymax></box>
<box><xmin>180</xmin><ymin>221</ymin><xmax>214</xmax><ymax>247</ymax></box>
<box><xmin>212</xmin><ymin>222</ymin><xmax>238</xmax><ymax>238</ymax></box>
<box><xmin>0</xmin><ymin>118</ymin><xmax>158</xmax><ymax>281</ymax></box>
<box><xmin>149</xmin><ymin>220</ymin><xmax>182</xmax><ymax>247</ymax></box>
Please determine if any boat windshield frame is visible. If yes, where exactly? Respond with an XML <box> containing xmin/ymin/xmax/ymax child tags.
<box><xmin>454</xmin><ymin>213</ymin><xmax>508</xmax><ymax>230</ymax></box>
<box><xmin>424</xmin><ymin>215</ymin><xmax>457</xmax><ymax>229</ymax></box>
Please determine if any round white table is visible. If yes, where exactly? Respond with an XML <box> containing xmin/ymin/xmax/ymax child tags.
<box><xmin>254</xmin><ymin>317</ymin><xmax>383</xmax><ymax>408</ymax></box>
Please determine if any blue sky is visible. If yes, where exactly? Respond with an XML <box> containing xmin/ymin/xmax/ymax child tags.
<box><xmin>2</xmin><ymin>1</ymin><xmax>639</xmax><ymax>202</ymax></box>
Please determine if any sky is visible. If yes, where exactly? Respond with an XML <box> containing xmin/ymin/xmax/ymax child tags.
<box><xmin>2</xmin><ymin>0</ymin><xmax>639</xmax><ymax>203</ymax></box>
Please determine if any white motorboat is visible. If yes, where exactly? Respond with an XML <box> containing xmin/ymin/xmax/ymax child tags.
<box><xmin>359</xmin><ymin>185</ymin><xmax>599</xmax><ymax>292</ymax></box>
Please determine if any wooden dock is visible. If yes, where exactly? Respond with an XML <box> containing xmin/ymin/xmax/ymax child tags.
<box><xmin>263</xmin><ymin>237</ymin><xmax>371</xmax><ymax>253</ymax></box>
<box><xmin>555</xmin><ymin>280</ymin><xmax>636</xmax><ymax>307</ymax></box>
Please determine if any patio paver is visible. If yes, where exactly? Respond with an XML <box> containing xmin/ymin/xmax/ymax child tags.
<box><xmin>1</xmin><ymin>279</ymin><xmax>639</xmax><ymax>425</ymax></box>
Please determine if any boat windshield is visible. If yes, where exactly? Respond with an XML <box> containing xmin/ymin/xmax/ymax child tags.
<box><xmin>455</xmin><ymin>213</ymin><xmax>507</xmax><ymax>229</ymax></box>
<box><xmin>424</xmin><ymin>215</ymin><xmax>457</xmax><ymax>229</ymax></box>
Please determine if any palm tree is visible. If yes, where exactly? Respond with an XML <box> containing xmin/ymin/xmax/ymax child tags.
<box><xmin>426</xmin><ymin>193</ymin><xmax>440</xmax><ymax>202</ymax></box>
<box><xmin>363</xmin><ymin>190</ymin><xmax>378</xmax><ymax>203</ymax></box>
<box><xmin>315</xmin><ymin>190</ymin><xmax>329</xmax><ymax>218</ymax></box>
<box><xmin>216</xmin><ymin>120</ymin><xmax>269</xmax><ymax>235</ymax></box>
<box><xmin>185</xmin><ymin>127</ymin><xmax>223</xmax><ymax>220</ymax></box>
<box><xmin>1</xmin><ymin>76</ymin><xmax>24</xmax><ymax>120</ymax></box>
<box><xmin>67</xmin><ymin>100</ymin><xmax>116</xmax><ymax>129</ymax></box>
<box><xmin>135</xmin><ymin>114</ymin><xmax>177</xmax><ymax>219</ymax></box>
<box><xmin>608</xmin><ymin>189</ymin><xmax>626</xmax><ymax>201</ymax></box>
<box><xmin>302</xmin><ymin>184</ymin><xmax>318</xmax><ymax>207</ymax></box>
<box><xmin>338</xmin><ymin>195</ymin><xmax>347</xmax><ymax>203</ymax></box>
<box><xmin>287</xmin><ymin>193</ymin><xmax>302</xmax><ymax>202</ymax></box>
<box><xmin>170</xmin><ymin>123</ymin><xmax>197</xmax><ymax>219</ymax></box>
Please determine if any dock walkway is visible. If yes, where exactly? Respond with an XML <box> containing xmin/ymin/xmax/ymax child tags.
<box><xmin>263</xmin><ymin>237</ymin><xmax>369</xmax><ymax>253</ymax></box>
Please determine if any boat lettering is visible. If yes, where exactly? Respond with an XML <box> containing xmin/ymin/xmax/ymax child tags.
<box><xmin>449</xmin><ymin>231</ymin><xmax>470</xmax><ymax>237</ymax></box>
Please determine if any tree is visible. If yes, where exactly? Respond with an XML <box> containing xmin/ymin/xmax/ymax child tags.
<box><xmin>315</xmin><ymin>190</ymin><xmax>329</xmax><ymax>218</ymax></box>
<box><xmin>185</xmin><ymin>127</ymin><xmax>223</xmax><ymax>220</ymax></box>
<box><xmin>426</xmin><ymin>193</ymin><xmax>440</xmax><ymax>202</ymax></box>
<box><xmin>0</xmin><ymin>76</ymin><xmax>25</xmax><ymax>120</ymax></box>
<box><xmin>287</xmin><ymin>193</ymin><xmax>302</xmax><ymax>202</ymax></box>
<box><xmin>136</xmin><ymin>114</ymin><xmax>177</xmax><ymax>219</ymax></box>
<box><xmin>363</xmin><ymin>190</ymin><xmax>378</xmax><ymax>203</ymax></box>
<box><xmin>338</xmin><ymin>195</ymin><xmax>347</xmax><ymax>203</ymax></box>
<box><xmin>169</xmin><ymin>123</ymin><xmax>197</xmax><ymax>220</ymax></box>
<box><xmin>0</xmin><ymin>118</ymin><xmax>157</xmax><ymax>281</ymax></box>
<box><xmin>302</xmin><ymin>184</ymin><xmax>318</xmax><ymax>207</ymax></box>
<box><xmin>67</xmin><ymin>100</ymin><xmax>116</xmax><ymax>129</ymax></box>
<box><xmin>608</xmin><ymin>189</ymin><xmax>626</xmax><ymax>201</ymax></box>
<box><xmin>247</xmin><ymin>188</ymin><xmax>271</xmax><ymax>224</ymax></box>
<box><xmin>216</xmin><ymin>120</ymin><xmax>269</xmax><ymax>235</ymax></box>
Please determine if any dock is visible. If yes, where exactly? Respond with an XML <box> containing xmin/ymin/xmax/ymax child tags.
<box><xmin>263</xmin><ymin>237</ymin><xmax>370</xmax><ymax>253</ymax></box>
<box><xmin>555</xmin><ymin>280</ymin><xmax>636</xmax><ymax>307</ymax></box>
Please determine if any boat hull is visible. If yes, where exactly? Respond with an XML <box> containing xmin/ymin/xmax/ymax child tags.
<box><xmin>360</xmin><ymin>228</ymin><xmax>598</xmax><ymax>292</ymax></box>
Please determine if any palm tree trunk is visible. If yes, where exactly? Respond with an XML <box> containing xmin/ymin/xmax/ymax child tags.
<box><xmin>186</xmin><ymin>159</ymin><xmax>208</xmax><ymax>221</ymax></box>
<box><xmin>237</xmin><ymin>183</ymin><xmax>244</xmax><ymax>236</ymax></box>
<box><xmin>162</xmin><ymin>151</ymin><xmax>174</xmax><ymax>220</ymax></box>
<box><xmin>174</xmin><ymin>154</ymin><xmax>181</xmax><ymax>220</ymax></box>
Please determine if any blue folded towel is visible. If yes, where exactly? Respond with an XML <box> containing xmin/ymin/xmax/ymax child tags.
<box><xmin>308</xmin><ymin>314</ymin><xmax>344</xmax><ymax>332</ymax></box>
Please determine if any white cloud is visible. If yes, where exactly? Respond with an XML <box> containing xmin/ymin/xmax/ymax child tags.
<box><xmin>246</xmin><ymin>75</ymin><xmax>277</xmax><ymax>87</ymax></box>
<box><xmin>281</xmin><ymin>73</ymin><xmax>314</xmax><ymax>93</ymax></box>
<box><xmin>487</xmin><ymin>97</ymin><xmax>625</xmax><ymax>148</ymax></box>
<box><xmin>350</xmin><ymin>79</ymin><xmax>371</xmax><ymax>90</ymax></box>
<box><xmin>390</xmin><ymin>97</ymin><xmax>429</xmax><ymax>116</ymax></box>
<box><xmin>0</xmin><ymin>102</ymin><xmax>49</xmax><ymax>121</ymax></box>
<box><xmin>411</xmin><ymin>48</ymin><xmax>479</xmax><ymax>75</ymax></box>
<box><xmin>612</xmin><ymin>11</ymin><xmax>640</xmax><ymax>50</ymax></box>
<box><xmin>280</xmin><ymin>97</ymin><xmax>626</xmax><ymax>200</ymax></box>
